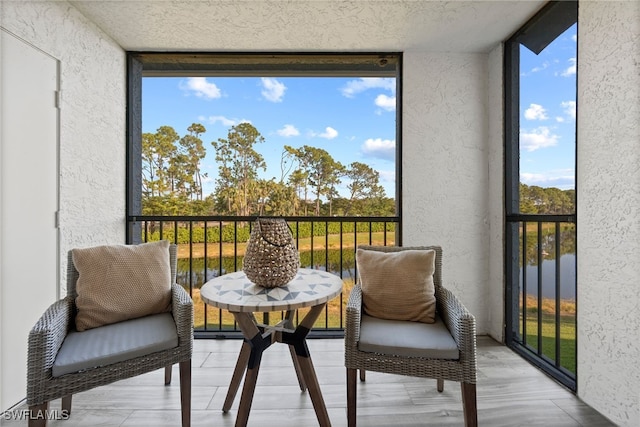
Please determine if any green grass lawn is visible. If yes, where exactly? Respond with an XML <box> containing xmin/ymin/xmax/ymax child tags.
<box><xmin>521</xmin><ymin>312</ymin><xmax>576</xmax><ymax>374</ymax></box>
<box><xmin>177</xmin><ymin>231</ymin><xmax>396</xmax><ymax>259</ymax></box>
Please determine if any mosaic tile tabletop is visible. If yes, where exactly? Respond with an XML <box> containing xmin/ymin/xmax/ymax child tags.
<box><xmin>200</xmin><ymin>268</ymin><xmax>344</xmax><ymax>312</ymax></box>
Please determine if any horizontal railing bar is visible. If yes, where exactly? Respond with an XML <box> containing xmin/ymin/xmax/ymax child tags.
<box><xmin>506</xmin><ymin>214</ymin><xmax>575</xmax><ymax>223</ymax></box>
<box><xmin>129</xmin><ymin>214</ymin><xmax>399</xmax><ymax>222</ymax></box>
<box><xmin>194</xmin><ymin>329</ymin><xmax>345</xmax><ymax>340</ymax></box>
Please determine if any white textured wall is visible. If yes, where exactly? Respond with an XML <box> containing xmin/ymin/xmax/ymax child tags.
<box><xmin>0</xmin><ymin>0</ymin><xmax>125</xmax><ymax>410</ymax></box>
<box><xmin>403</xmin><ymin>52</ymin><xmax>491</xmax><ymax>333</ymax></box>
<box><xmin>487</xmin><ymin>44</ymin><xmax>505</xmax><ymax>341</ymax></box>
<box><xmin>1</xmin><ymin>1</ymin><xmax>127</xmax><ymax>286</ymax></box>
<box><xmin>577</xmin><ymin>2</ymin><xmax>640</xmax><ymax>426</ymax></box>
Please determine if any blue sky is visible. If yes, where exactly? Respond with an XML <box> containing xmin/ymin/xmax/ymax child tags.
<box><xmin>143</xmin><ymin>24</ymin><xmax>576</xmax><ymax>199</ymax></box>
<box><xmin>519</xmin><ymin>23</ymin><xmax>577</xmax><ymax>190</ymax></box>
<box><xmin>143</xmin><ymin>76</ymin><xmax>397</xmax><ymax>198</ymax></box>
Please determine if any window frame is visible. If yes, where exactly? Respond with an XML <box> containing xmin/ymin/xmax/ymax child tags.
<box><xmin>503</xmin><ymin>1</ymin><xmax>578</xmax><ymax>391</ymax></box>
<box><xmin>126</xmin><ymin>52</ymin><xmax>403</xmax><ymax>241</ymax></box>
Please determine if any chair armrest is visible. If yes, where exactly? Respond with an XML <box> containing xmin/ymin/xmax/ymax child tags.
<box><xmin>171</xmin><ymin>283</ymin><xmax>194</xmax><ymax>344</ymax></box>
<box><xmin>436</xmin><ymin>286</ymin><xmax>477</xmax><ymax>363</ymax></box>
<box><xmin>27</xmin><ymin>297</ymin><xmax>74</xmax><ymax>381</ymax></box>
<box><xmin>345</xmin><ymin>283</ymin><xmax>363</xmax><ymax>347</ymax></box>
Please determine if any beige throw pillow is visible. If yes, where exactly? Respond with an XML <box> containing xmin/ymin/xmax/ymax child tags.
<box><xmin>73</xmin><ymin>240</ymin><xmax>172</xmax><ymax>331</ymax></box>
<box><xmin>357</xmin><ymin>248</ymin><xmax>436</xmax><ymax>324</ymax></box>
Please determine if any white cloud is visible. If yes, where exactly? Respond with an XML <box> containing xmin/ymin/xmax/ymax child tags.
<box><xmin>361</xmin><ymin>138</ymin><xmax>395</xmax><ymax>161</ymax></box>
<box><xmin>561</xmin><ymin>100</ymin><xmax>576</xmax><ymax>119</ymax></box>
<box><xmin>261</xmin><ymin>77</ymin><xmax>286</xmax><ymax>102</ymax></box>
<box><xmin>318</xmin><ymin>127</ymin><xmax>338</xmax><ymax>139</ymax></box>
<box><xmin>561</xmin><ymin>57</ymin><xmax>576</xmax><ymax>77</ymax></box>
<box><xmin>378</xmin><ymin>169</ymin><xmax>396</xmax><ymax>184</ymax></box>
<box><xmin>524</xmin><ymin>103</ymin><xmax>548</xmax><ymax>121</ymax></box>
<box><xmin>571</xmin><ymin>34</ymin><xmax>577</xmax><ymax>42</ymax></box>
<box><xmin>340</xmin><ymin>78</ymin><xmax>395</xmax><ymax>98</ymax></box>
<box><xmin>200</xmin><ymin>115</ymin><xmax>250</xmax><ymax>127</ymax></box>
<box><xmin>277</xmin><ymin>124</ymin><xmax>300</xmax><ymax>137</ymax></box>
<box><xmin>521</xmin><ymin>61</ymin><xmax>549</xmax><ymax>77</ymax></box>
<box><xmin>180</xmin><ymin>77</ymin><xmax>222</xmax><ymax>99</ymax></box>
<box><xmin>520</xmin><ymin>169</ymin><xmax>575</xmax><ymax>189</ymax></box>
<box><xmin>375</xmin><ymin>94</ymin><xmax>396</xmax><ymax>111</ymax></box>
<box><xmin>531</xmin><ymin>62</ymin><xmax>549</xmax><ymax>73</ymax></box>
<box><xmin>556</xmin><ymin>116</ymin><xmax>565</xmax><ymax>123</ymax></box>
<box><xmin>520</xmin><ymin>127</ymin><xmax>559</xmax><ymax>152</ymax></box>
<box><xmin>340</xmin><ymin>78</ymin><xmax>396</xmax><ymax>113</ymax></box>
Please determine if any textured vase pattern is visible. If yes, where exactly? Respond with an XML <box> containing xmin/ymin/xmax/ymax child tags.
<box><xmin>242</xmin><ymin>218</ymin><xmax>300</xmax><ymax>288</ymax></box>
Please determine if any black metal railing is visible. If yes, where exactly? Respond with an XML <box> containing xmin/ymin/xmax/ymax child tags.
<box><xmin>127</xmin><ymin>215</ymin><xmax>400</xmax><ymax>338</ymax></box>
<box><xmin>506</xmin><ymin>214</ymin><xmax>577</xmax><ymax>390</ymax></box>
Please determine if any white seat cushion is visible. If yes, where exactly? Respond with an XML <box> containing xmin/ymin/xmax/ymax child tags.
<box><xmin>358</xmin><ymin>313</ymin><xmax>459</xmax><ymax>359</ymax></box>
<box><xmin>52</xmin><ymin>312</ymin><xmax>178</xmax><ymax>377</ymax></box>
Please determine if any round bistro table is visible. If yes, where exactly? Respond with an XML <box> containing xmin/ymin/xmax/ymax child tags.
<box><xmin>200</xmin><ymin>268</ymin><xmax>343</xmax><ymax>427</ymax></box>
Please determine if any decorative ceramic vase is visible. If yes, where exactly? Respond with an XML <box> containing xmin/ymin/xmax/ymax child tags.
<box><xmin>242</xmin><ymin>218</ymin><xmax>300</xmax><ymax>288</ymax></box>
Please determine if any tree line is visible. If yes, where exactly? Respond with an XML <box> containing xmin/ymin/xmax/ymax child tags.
<box><xmin>520</xmin><ymin>183</ymin><xmax>575</xmax><ymax>214</ymax></box>
<box><xmin>142</xmin><ymin>123</ymin><xmax>571</xmax><ymax>218</ymax></box>
<box><xmin>142</xmin><ymin>123</ymin><xmax>395</xmax><ymax>216</ymax></box>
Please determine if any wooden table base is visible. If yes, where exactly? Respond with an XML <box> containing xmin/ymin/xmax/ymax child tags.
<box><xmin>223</xmin><ymin>305</ymin><xmax>331</xmax><ymax>427</ymax></box>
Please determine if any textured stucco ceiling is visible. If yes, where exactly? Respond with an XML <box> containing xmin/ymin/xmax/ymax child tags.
<box><xmin>69</xmin><ymin>0</ymin><xmax>545</xmax><ymax>52</ymax></box>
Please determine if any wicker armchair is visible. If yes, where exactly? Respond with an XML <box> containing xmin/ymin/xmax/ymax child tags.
<box><xmin>26</xmin><ymin>244</ymin><xmax>193</xmax><ymax>427</ymax></box>
<box><xmin>345</xmin><ymin>245</ymin><xmax>477</xmax><ymax>427</ymax></box>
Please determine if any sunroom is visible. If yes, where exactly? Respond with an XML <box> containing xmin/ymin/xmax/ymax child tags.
<box><xmin>1</xmin><ymin>1</ymin><xmax>638</xmax><ymax>426</ymax></box>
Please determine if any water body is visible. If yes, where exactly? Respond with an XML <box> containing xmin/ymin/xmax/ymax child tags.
<box><xmin>177</xmin><ymin>249</ymin><xmax>577</xmax><ymax>301</ymax></box>
<box><xmin>177</xmin><ymin>248</ymin><xmax>355</xmax><ymax>289</ymax></box>
<box><xmin>521</xmin><ymin>253</ymin><xmax>576</xmax><ymax>300</ymax></box>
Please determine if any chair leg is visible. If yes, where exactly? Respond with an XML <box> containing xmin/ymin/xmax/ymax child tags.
<box><xmin>437</xmin><ymin>379</ymin><xmax>444</xmax><ymax>392</ymax></box>
<box><xmin>28</xmin><ymin>402</ymin><xmax>49</xmax><ymax>427</ymax></box>
<box><xmin>461</xmin><ymin>382</ymin><xmax>477</xmax><ymax>427</ymax></box>
<box><xmin>359</xmin><ymin>369</ymin><xmax>366</xmax><ymax>382</ymax></box>
<box><xmin>347</xmin><ymin>368</ymin><xmax>357</xmax><ymax>427</ymax></box>
<box><xmin>165</xmin><ymin>365</ymin><xmax>172</xmax><ymax>385</ymax></box>
<box><xmin>179</xmin><ymin>359</ymin><xmax>192</xmax><ymax>427</ymax></box>
<box><xmin>61</xmin><ymin>394</ymin><xmax>72</xmax><ymax>415</ymax></box>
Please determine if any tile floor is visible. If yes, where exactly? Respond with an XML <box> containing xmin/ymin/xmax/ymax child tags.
<box><xmin>2</xmin><ymin>337</ymin><xmax>614</xmax><ymax>426</ymax></box>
